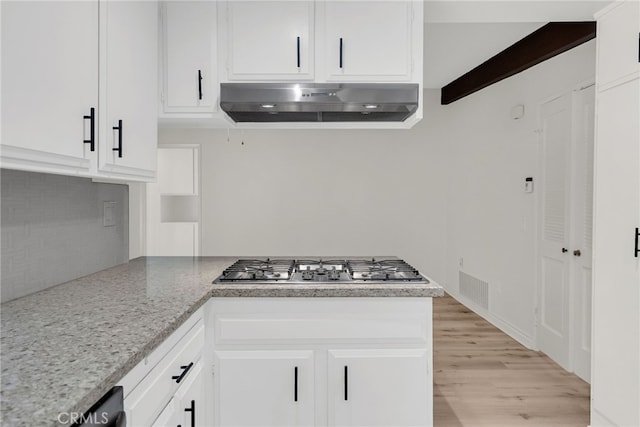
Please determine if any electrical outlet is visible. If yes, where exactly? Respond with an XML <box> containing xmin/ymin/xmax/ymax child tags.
<box><xmin>103</xmin><ymin>201</ymin><xmax>116</xmax><ymax>227</ymax></box>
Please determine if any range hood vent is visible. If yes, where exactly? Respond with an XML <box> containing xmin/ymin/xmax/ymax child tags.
<box><xmin>220</xmin><ymin>83</ymin><xmax>419</xmax><ymax>123</ymax></box>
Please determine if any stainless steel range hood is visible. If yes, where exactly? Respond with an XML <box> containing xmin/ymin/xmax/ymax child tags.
<box><xmin>220</xmin><ymin>83</ymin><xmax>419</xmax><ymax>123</ymax></box>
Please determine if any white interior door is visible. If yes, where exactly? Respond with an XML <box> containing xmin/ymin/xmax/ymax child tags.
<box><xmin>146</xmin><ymin>146</ymin><xmax>200</xmax><ymax>256</ymax></box>
<box><xmin>538</xmin><ymin>85</ymin><xmax>596</xmax><ymax>377</ymax></box>
<box><xmin>570</xmin><ymin>84</ymin><xmax>595</xmax><ymax>382</ymax></box>
<box><xmin>538</xmin><ymin>93</ymin><xmax>573</xmax><ymax>370</ymax></box>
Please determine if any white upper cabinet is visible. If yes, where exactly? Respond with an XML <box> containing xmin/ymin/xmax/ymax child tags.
<box><xmin>161</xmin><ymin>1</ymin><xmax>217</xmax><ymax>115</ymax></box>
<box><xmin>1</xmin><ymin>0</ymin><xmax>159</xmax><ymax>182</ymax></box>
<box><xmin>99</xmin><ymin>0</ymin><xmax>158</xmax><ymax>180</ymax></box>
<box><xmin>595</xmin><ymin>0</ymin><xmax>640</xmax><ymax>89</ymax></box>
<box><xmin>320</xmin><ymin>1</ymin><xmax>414</xmax><ymax>81</ymax></box>
<box><xmin>1</xmin><ymin>1</ymin><xmax>98</xmax><ymax>175</ymax></box>
<box><xmin>224</xmin><ymin>1</ymin><xmax>315</xmax><ymax>80</ymax></box>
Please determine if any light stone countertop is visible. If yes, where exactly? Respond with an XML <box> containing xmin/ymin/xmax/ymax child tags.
<box><xmin>0</xmin><ymin>256</ymin><xmax>443</xmax><ymax>427</ymax></box>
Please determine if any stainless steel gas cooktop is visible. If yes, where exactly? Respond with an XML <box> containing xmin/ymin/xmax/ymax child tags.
<box><xmin>213</xmin><ymin>258</ymin><xmax>429</xmax><ymax>284</ymax></box>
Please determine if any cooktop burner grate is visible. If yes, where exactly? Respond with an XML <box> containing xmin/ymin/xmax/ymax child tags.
<box><xmin>214</xmin><ymin>258</ymin><xmax>428</xmax><ymax>284</ymax></box>
<box><xmin>218</xmin><ymin>258</ymin><xmax>295</xmax><ymax>281</ymax></box>
<box><xmin>348</xmin><ymin>259</ymin><xmax>423</xmax><ymax>281</ymax></box>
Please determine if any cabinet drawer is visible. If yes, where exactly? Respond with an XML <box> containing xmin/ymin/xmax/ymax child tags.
<box><xmin>125</xmin><ymin>321</ymin><xmax>204</xmax><ymax>426</ymax></box>
<box><xmin>212</xmin><ymin>298</ymin><xmax>430</xmax><ymax>344</ymax></box>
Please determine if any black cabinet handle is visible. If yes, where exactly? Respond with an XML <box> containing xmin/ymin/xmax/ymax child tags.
<box><xmin>198</xmin><ymin>70</ymin><xmax>203</xmax><ymax>101</ymax></box>
<box><xmin>296</xmin><ymin>36</ymin><xmax>301</xmax><ymax>68</ymax></box>
<box><xmin>184</xmin><ymin>399</ymin><xmax>195</xmax><ymax>427</ymax></box>
<box><xmin>171</xmin><ymin>362</ymin><xmax>193</xmax><ymax>384</ymax></box>
<box><xmin>561</xmin><ymin>248</ymin><xmax>568</xmax><ymax>253</ymax></box>
<box><xmin>344</xmin><ymin>365</ymin><xmax>348</xmax><ymax>401</ymax></box>
<box><xmin>112</xmin><ymin>120</ymin><xmax>123</xmax><ymax>158</ymax></box>
<box><xmin>83</xmin><ymin>107</ymin><xmax>95</xmax><ymax>152</ymax></box>
<box><xmin>294</xmin><ymin>366</ymin><xmax>298</xmax><ymax>402</ymax></box>
<box><xmin>635</xmin><ymin>227</ymin><xmax>639</xmax><ymax>258</ymax></box>
<box><xmin>339</xmin><ymin>38</ymin><xmax>343</xmax><ymax>69</ymax></box>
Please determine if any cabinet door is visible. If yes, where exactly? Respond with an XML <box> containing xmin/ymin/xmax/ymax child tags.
<box><xmin>99</xmin><ymin>0</ymin><xmax>158</xmax><ymax>180</ymax></box>
<box><xmin>226</xmin><ymin>1</ymin><xmax>314</xmax><ymax>80</ymax></box>
<box><xmin>596</xmin><ymin>0</ymin><xmax>640</xmax><ymax>88</ymax></box>
<box><xmin>1</xmin><ymin>1</ymin><xmax>97</xmax><ymax>174</ymax></box>
<box><xmin>125</xmin><ymin>322</ymin><xmax>204</xmax><ymax>426</ymax></box>
<box><xmin>214</xmin><ymin>350</ymin><xmax>314</xmax><ymax>426</ymax></box>
<box><xmin>152</xmin><ymin>397</ymin><xmax>182</xmax><ymax>427</ymax></box>
<box><xmin>175</xmin><ymin>361</ymin><xmax>206</xmax><ymax>427</ymax></box>
<box><xmin>328</xmin><ymin>348</ymin><xmax>430</xmax><ymax>427</ymax></box>
<box><xmin>322</xmin><ymin>1</ymin><xmax>413</xmax><ymax>81</ymax></box>
<box><xmin>591</xmin><ymin>78</ymin><xmax>640</xmax><ymax>427</ymax></box>
<box><xmin>162</xmin><ymin>0</ymin><xmax>217</xmax><ymax>114</ymax></box>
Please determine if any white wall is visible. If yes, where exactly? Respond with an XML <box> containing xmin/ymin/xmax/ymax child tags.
<box><xmin>158</xmin><ymin>39</ymin><xmax>596</xmax><ymax>348</ymax></box>
<box><xmin>439</xmin><ymin>40</ymin><xmax>596</xmax><ymax>346</ymax></box>
<box><xmin>159</xmin><ymin>102</ymin><xmax>449</xmax><ymax>285</ymax></box>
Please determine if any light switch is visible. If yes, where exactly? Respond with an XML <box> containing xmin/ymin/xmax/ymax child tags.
<box><xmin>525</xmin><ymin>177</ymin><xmax>534</xmax><ymax>193</ymax></box>
<box><xmin>103</xmin><ymin>201</ymin><xmax>116</xmax><ymax>227</ymax></box>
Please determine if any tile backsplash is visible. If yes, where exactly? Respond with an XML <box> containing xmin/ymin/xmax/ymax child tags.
<box><xmin>1</xmin><ymin>169</ymin><xmax>129</xmax><ymax>303</ymax></box>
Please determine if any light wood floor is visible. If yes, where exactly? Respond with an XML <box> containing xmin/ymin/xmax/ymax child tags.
<box><xmin>433</xmin><ymin>294</ymin><xmax>590</xmax><ymax>426</ymax></box>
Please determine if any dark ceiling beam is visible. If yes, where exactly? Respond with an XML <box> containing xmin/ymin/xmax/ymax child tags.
<box><xmin>440</xmin><ymin>22</ymin><xmax>597</xmax><ymax>105</ymax></box>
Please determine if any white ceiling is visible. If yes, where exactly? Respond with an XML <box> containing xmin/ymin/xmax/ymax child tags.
<box><xmin>423</xmin><ymin>1</ymin><xmax>612</xmax><ymax>88</ymax></box>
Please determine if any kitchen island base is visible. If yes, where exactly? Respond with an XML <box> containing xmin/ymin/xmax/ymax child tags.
<box><xmin>209</xmin><ymin>297</ymin><xmax>434</xmax><ymax>427</ymax></box>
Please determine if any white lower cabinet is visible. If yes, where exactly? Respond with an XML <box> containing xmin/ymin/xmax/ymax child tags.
<box><xmin>120</xmin><ymin>309</ymin><xmax>207</xmax><ymax>426</ymax></box>
<box><xmin>210</xmin><ymin>297</ymin><xmax>434</xmax><ymax>427</ymax></box>
<box><xmin>327</xmin><ymin>349</ymin><xmax>429</xmax><ymax>427</ymax></box>
<box><xmin>152</xmin><ymin>397</ymin><xmax>182</xmax><ymax>427</ymax></box>
<box><xmin>214</xmin><ymin>350</ymin><xmax>315</xmax><ymax>426</ymax></box>
<box><xmin>175</xmin><ymin>361</ymin><xmax>206</xmax><ymax>427</ymax></box>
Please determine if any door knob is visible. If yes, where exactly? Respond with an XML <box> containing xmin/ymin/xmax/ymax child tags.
<box><xmin>562</xmin><ymin>248</ymin><xmax>568</xmax><ymax>253</ymax></box>
<box><xmin>573</xmin><ymin>249</ymin><xmax>581</xmax><ymax>257</ymax></box>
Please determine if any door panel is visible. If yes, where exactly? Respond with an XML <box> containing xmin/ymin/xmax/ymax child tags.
<box><xmin>571</xmin><ymin>84</ymin><xmax>595</xmax><ymax>382</ymax></box>
<box><xmin>214</xmin><ymin>350</ymin><xmax>315</xmax><ymax>426</ymax></box>
<box><xmin>328</xmin><ymin>348</ymin><xmax>430</xmax><ymax>427</ymax></box>
<box><xmin>226</xmin><ymin>1</ymin><xmax>314</xmax><ymax>79</ymax></box>
<box><xmin>323</xmin><ymin>1</ymin><xmax>412</xmax><ymax>80</ymax></box>
<box><xmin>1</xmin><ymin>1</ymin><xmax>97</xmax><ymax>172</ymax></box>
<box><xmin>592</xmin><ymin>79</ymin><xmax>640</xmax><ymax>426</ymax></box>
<box><xmin>163</xmin><ymin>1</ymin><xmax>216</xmax><ymax>112</ymax></box>
<box><xmin>538</xmin><ymin>93</ymin><xmax>572</xmax><ymax>370</ymax></box>
<box><xmin>99</xmin><ymin>0</ymin><xmax>157</xmax><ymax>177</ymax></box>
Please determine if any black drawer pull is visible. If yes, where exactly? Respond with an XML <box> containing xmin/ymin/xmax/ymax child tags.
<box><xmin>294</xmin><ymin>366</ymin><xmax>298</xmax><ymax>402</ymax></box>
<box><xmin>198</xmin><ymin>70</ymin><xmax>203</xmax><ymax>101</ymax></box>
<box><xmin>83</xmin><ymin>107</ymin><xmax>95</xmax><ymax>152</ymax></box>
<box><xmin>112</xmin><ymin>120</ymin><xmax>123</xmax><ymax>158</ymax></box>
<box><xmin>344</xmin><ymin>365</ymin><xmax>348</xmax><ymax>401</ymax></box>
<box><xmin>171</xmin><ymin>362</ymin><xmax>193</xmax><ymax>384</ymax></box>
<box><xmin>635</xmin><ymin>227</ymin><xmax>639</xmax><ymax>258</ymax></box>
<box><xmin>184</xmin><ymin>399</ymin><xmax>195</xmax><ymax>427</ymax></box>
